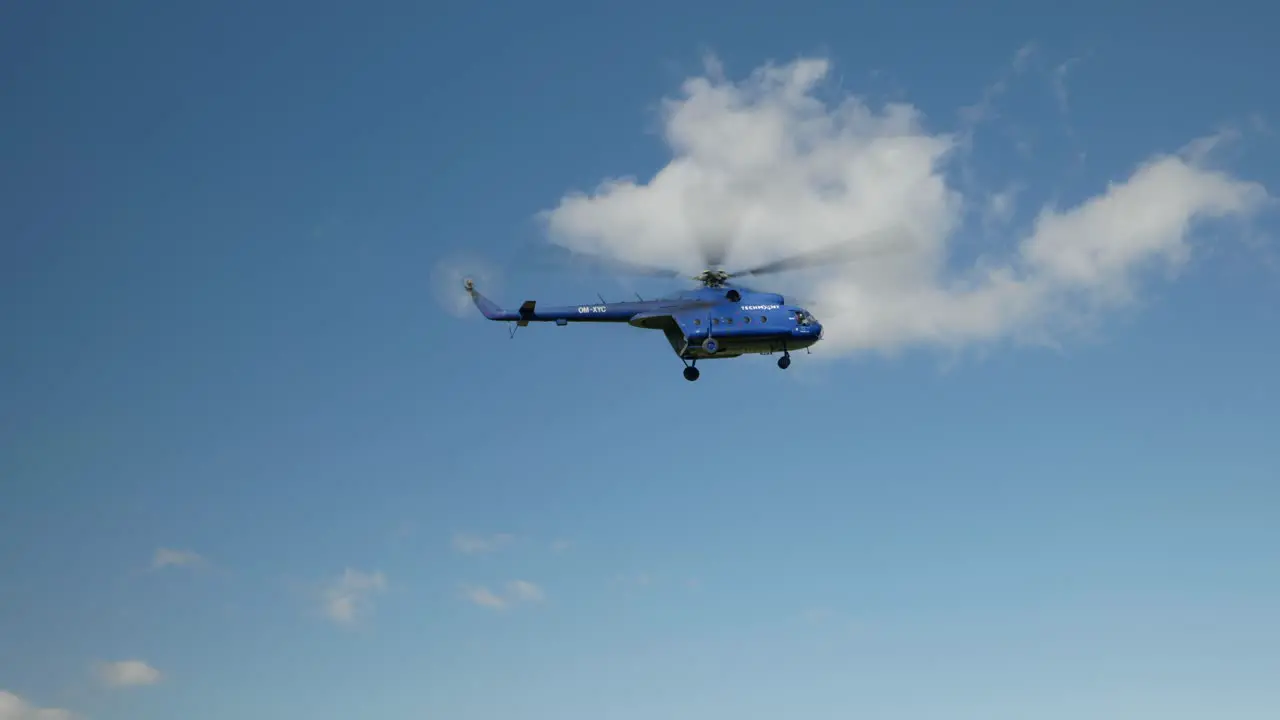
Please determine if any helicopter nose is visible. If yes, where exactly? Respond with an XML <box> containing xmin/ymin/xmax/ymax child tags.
<box><xmin>814</xmin><ymin>322</ymin><xmax>823</xmax><ymax>339</ymax></box>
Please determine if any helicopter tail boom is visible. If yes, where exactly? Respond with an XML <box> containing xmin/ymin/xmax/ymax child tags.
<box><xmin>463</xmin><ymin>279</ymin><xmax>639</xmax><ymax>326</ymax></box>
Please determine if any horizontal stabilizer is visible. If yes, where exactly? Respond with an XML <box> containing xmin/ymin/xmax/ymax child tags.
<box><xmin>517</xmin><ymin>300</ymin><xmax>536</xmax><ymax>327</ymax></box>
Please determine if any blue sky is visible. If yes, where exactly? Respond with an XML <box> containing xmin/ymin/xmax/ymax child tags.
<box><xmin>3</xmin><ymin>1</ymin><xmax>1279</xmax><ymax>718</ymax></box>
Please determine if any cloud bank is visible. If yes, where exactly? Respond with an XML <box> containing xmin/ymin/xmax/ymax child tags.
<box><xmin>540</xmin><ymin>55</ymin><xmax>1270</xmax><ymax>356</ymax></box>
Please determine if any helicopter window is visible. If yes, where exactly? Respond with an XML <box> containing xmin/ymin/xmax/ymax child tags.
<box><xmin>713</xmin><ymin>318</ymin><xmax>720</xmax><ymax>325</ymax></box>
<box><xmin>743</xmin><ymin>316</ymin><xmax>750</xmax><ymax>323</ymax></box>
<box><xmin>760</xmin><ymin>316</ymin><xmax>767</xmax><ymax>323</ymax></box>
<box><xmin>693</xmin><ymin>318</ymin><xmax>701</xmax><ymax>326</ymax></box>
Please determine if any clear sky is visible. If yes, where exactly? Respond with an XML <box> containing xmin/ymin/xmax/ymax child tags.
<box><xmin>3</xmin><ymin>1</ymin><xmax>1279</xmax><ymax>718</ymax></box>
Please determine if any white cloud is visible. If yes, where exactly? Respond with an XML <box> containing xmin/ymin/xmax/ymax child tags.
<box><xmin>463</xmin><ymin>585</ymin><xmax>507</xmax><ymax>609</ymax></box>
<box><xmin>461</xmin><ymin>580</ymin><xmax>545</xmax><ymax>610</ymax></box>
<box><xmin>957</xmin><ymin>43</ymin><xmax>1037</xmax><ymax>151</ymax></box>
<box><xmin>322</xmin><ymin>568</ymin><xmax>387</xmax><ymax>623</ymax></box>
<box><xmin>451</xmin><ymin>533</ymin><xmax>513</xmax><ymax>555</ymax></box>
<box><xmin>798</xmin><ymin>608</ymin><xmax>860</xmax><ymax>638</ymax></box>
<box><xmin>1053</xmin><ymin>56</ymin><xmax>1084</xmax><ymax>114</ymax></box>
<box><xmin>0</xmin><ymin>691</ymin><xmax>73</xmax><ymax>720</ymax></box>
<box><xmin>96</xmin><ymin>659</ymin><xmax>162</xmax><ymax>687</ymax></box>
<box><xmin>1052</xmin><ymin>54</ymin><xmax>1089</xmax><ymax>166</ymax></box>
<box><xmin>550</xmin><ymin>539</ymin><xmax>572</xmax><ymax>552</ymax></box>
<box><xmin>507</xmin><ymin>579</ymin><xmax>544</xmax><ymax>602</ymax></box>
<box><xmin>539</xmin><ymin>55</ymin><xmax>1270</xmax><ymax>357</ymax></box>
<box><xmin>983</xmin><ymin>183</ymin><xmax>1021</xmax><ymax>231</ymax></box>
<box><xmin>151</xmin><ymin>548</ymin><xmax>203</xmax><ymax>569</ymax></box>
<box><xmin>614</xmin><ymin>572</ymin><xmax>651</xmax><ymax>587</ymax></box>
<box><xmin>1012</xmin><ymin>42</ymin><xmax>1037</xmax><ymax>72</ymax></box>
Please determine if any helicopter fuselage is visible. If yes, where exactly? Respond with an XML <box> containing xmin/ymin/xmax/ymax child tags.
<box><xmin>465</xmin><ymin>279</ymin><xmax>822</xmax><ymax>379</ymax></box>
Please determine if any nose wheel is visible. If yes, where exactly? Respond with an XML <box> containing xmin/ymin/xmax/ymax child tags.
<box><xmin>778</xmin><ymin>352</ymin><xmax>791</xmax><ymax>369</ymax></box>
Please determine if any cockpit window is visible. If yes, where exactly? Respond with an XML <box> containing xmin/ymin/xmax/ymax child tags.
<box><xmin>796</xmin><ymin>310</ymin><xmax>815</xmax><ymax>326</ymax></box>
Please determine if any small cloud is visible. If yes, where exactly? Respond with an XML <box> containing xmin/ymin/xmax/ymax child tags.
<box><xmin>461</xmin><ymin>580</ymin><xmax>545</xmax><ymax>610</ymax></box>
<box><xmin>322</xmin><ymin>568</ymin><xmax>387</xmax><ymax>624</ymax></box>
<box><xmin>0</xmin><ymin>690</ymin><xmax>75</xmax><ymax>720</ymax></box>
<box><xmin>801</xmin><ymin>608</ymin><xmax>835</xmax><ymax>624</ymax></box>
<box><xmin>958</xmin><ymin>42</ymin><xmax>1038</xmax><ymax>141</ymax></box>
<box><xmin>1248</xmin><ymin>112</ymin><xmax>1271</xmax><ymax>135</ymax></box>
<box><xmin>1052</xmin><ymin>58</ymin><xmax>1078</xmax><ymax>112</ymax></box>
<box><xmin>451</xmin><ymin>533</ymin><xmax>513</xmax><ymax>555</ymax></box>
<box><xmin>507</xmin><ymin>580</ymin><xmax>544</xmax><ymax>602</ymax></box>
<box><xmin>614</xmin><ymin>572</ymin><xmax>651</xmax><ymax>587</ymax></box>
<box><xmin>1012</xmin><ymin>41</ymin><xmax>1037</xmax><ymax>72</ymax></box>
<box><xmin>463</xmin><ymin>586</ymin><xmax>507</xmax><ymax>609</ymax></box>
<box><xmin>151</xmin><ymin>548</ymin><xmax>203</xmax><ymax>570</ymax></box>
<box><xmin>1052</xmin><ymin>53</ymin><xmax>1091</xmax><ymax>115</ymax></box>
<box><xmin>1179</xmin><ymin>127</ymin><xmax>1243</xmax><ymax>165</ymax></box>
<box><xmin>550</xmin><ymin>539</ymin><xmax>572</xmax><ymax>552</ymax></box>
<box><xmin>798</xmin><ymin>608</ymin><xmax>860</xmax><ymax>638</ymax></box>
<box><xmin>96</xmin><ymin>659</ymin><xmax>162</xmax><ymax>687</ymax></box>
<box><xmin>983</xmin><ymin>184</ymin><xmax>1022</xmax><ymax>230</ymax></box>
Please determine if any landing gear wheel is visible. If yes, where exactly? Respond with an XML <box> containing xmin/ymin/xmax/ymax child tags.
<box><xmin>778</xmin><ymin>353</ymin><xmax>791</xmax><ymax>370</ymax></box>
<box><xmin>702</xmin><ymin>337</ymin><xmax>719</xmax><ymax>354</ymax></box>
<box><xmin>683</xmin><ymin>366</ymin><xmax>700</xmax><ymax>381</ymax></box>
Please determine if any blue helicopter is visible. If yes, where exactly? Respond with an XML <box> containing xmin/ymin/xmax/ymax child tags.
<box><xmin>463</xmin><ymin>231</ymin><xmax>903</xmax><ymax>381</ymax></box>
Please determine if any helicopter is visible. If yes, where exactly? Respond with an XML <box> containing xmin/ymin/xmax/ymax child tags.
<box><xmin>462</xmin><ymin>228</ymin><xmax>910</xmax><ymax>381</ymax></box>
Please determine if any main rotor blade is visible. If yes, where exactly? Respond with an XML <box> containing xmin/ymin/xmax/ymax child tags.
<box><xmin>531</xmin><ymin>244</ymin><xmax>688</xmax><ymax>279</ymax></box>
<box><xmin>725</xmin><ymin>227</ymin><xmax>917</xmax><ymax>279</ymax></box>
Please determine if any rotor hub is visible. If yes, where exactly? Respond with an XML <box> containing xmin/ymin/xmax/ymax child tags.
<box><xmin>694</xmin><ymin>269</ymin><xmax>731</xmax><ymax>288</ymax></box>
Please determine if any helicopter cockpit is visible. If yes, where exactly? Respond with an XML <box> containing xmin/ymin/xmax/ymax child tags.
<box><xmin>795</xmin><ymin>310</ymin><xmax>817</xmax><ymax>326</ymax></box>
